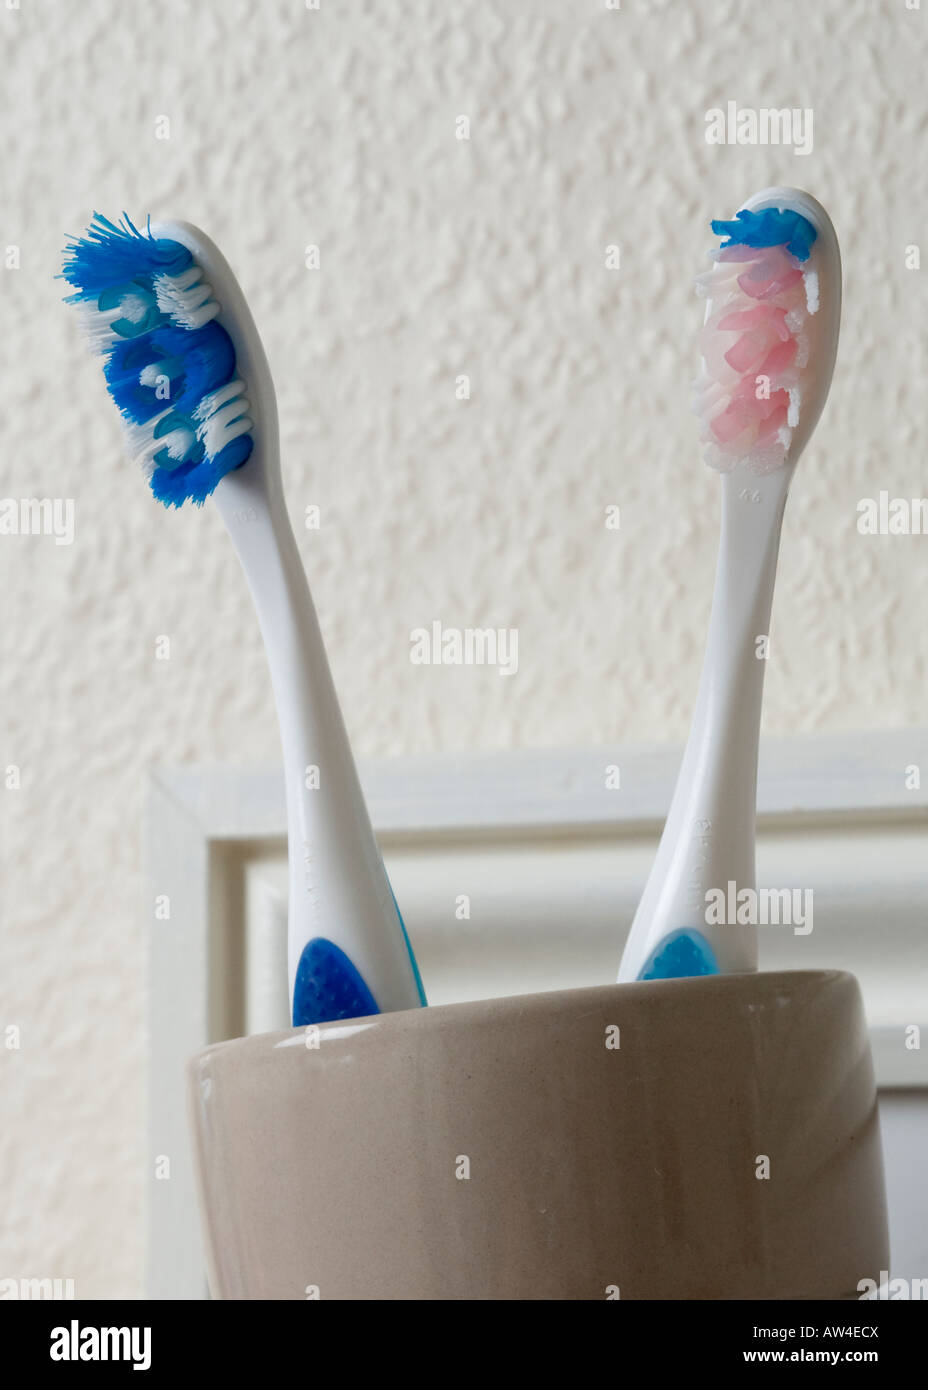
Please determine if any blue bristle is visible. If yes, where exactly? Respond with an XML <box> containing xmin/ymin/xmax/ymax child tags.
<box><xmin>212</xmin><ymin>433</ymin><xmax>254</xmax><ymax>474</ymax></box>
<box><xmin>151</xmin><ymin>454</ymin><xmax>233</xmax><ymax>508</ymax></box>
<box><xmin>104</xmin><ymin>337</ymin><xmax>184</xmax><ymax>424</ymax></box>
<box><xmin>710</xmin><ymin>206</ymin><xmax>817</xmax><ymax>263</ymax></box>
<box><xmin>96</xmin><ymin>280</ymin><xmax>166</xmax><ymax>337</ymax></box>
<box><xmin>61</xmin><ymin>213</ymin><xmax>191</xmax><ymax>298</ymax></box>
<box><xmin>151</xmin><ymin>410</ymin><xmax>204</xmax><ymax>470</ymax></box>
<box><xmin>60</xmin><ymin>212</ymin><xmax>254</xmax><ymax>507</ymax></box>
<box><xmin>105</xmin><ymin>322</ymin><xmax>237</xmax><ymax>424</ymax></box>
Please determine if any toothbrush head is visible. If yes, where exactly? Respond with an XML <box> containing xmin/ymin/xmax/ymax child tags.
<box><xmin>61</xmin><ymin>214</ymin><xmax>263</xmax><ymax>507</ymax></box>
<box><xmin>693</xmin><ymin>188</ymin><xmax>841</xmax><ymax>475</ymax></box>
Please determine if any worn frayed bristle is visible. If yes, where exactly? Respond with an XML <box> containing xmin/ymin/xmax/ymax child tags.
<box><xmin>61</xmin><ymin>213</ymin><xmax>190</xmax><ymax>294</ymax></box>
<box><xmin>694</xmin><ymin>207</ymin><xmax>819</xmax><ymax>475</ymax></box>
<box><xmin>60</xmin><ymin>213</ymin><xmax>253</xmax><ymax>506</ymax></box>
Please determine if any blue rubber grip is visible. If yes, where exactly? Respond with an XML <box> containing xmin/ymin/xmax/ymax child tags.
<box><xmin>637</xmin><ymin>928</ymin><xmax>720</xmax><ymax>981</ymax></box>
<box><xmin>391</xmin><ymin>886</ymin><xmax>427</xmax><ymax>1008</ymax></box>
<box><xmin>292</xmin><ymin>937</ymin><xmax>381</xmax><ymax>1026</ymax></box>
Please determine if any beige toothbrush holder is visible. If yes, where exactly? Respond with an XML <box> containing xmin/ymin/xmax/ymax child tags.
<box><xmin>188</xmin><ymin>969</ymin><xmax>888</xmax><ymax>1299</ymax></box>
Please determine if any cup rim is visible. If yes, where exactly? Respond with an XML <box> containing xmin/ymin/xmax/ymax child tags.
<box><xmin>191</xmin><ymin>967</ymin><xmax>856</xmax><ymax>1066</ymax></box>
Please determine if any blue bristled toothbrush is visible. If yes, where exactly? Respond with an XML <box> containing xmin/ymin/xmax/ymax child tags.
<box><xmin>619</xmin><ymin>188</ymin><xmax>841</xmax><ymax>983</ymax></box>
<box><xmin>61</xmin><ymin>214</ymin><xmax>426</xmax><ymax>1025</ymax></box>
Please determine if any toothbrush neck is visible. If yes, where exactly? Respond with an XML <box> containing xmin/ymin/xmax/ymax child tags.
<box><xmin>669</xmin><ymin>466</ymin><xmax>793</xmax><ymax>883</ymax></box>
<box><xmin>702</xmin><ymin>470</ymin><xmax>789</xmax><ymax>717</ymax></box>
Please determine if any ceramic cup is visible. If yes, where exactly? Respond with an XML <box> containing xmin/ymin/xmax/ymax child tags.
<box><xmin>189</xmin><ymin>969</ymin><xmax>888</xmax><ymax>1299</ymax></box>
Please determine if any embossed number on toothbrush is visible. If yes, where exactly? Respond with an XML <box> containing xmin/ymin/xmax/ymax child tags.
<box><xmin>688</xmin><ymin>819</ymin><xmax>712</xmax><ymax>916</ymax></box>
<box><xmin>300</xmin><ymin>840</ymin><xmax>322</xmax><ymax>916</ymax></box>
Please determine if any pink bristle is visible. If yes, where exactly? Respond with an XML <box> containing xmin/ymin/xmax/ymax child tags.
<box><xmin>757</xmin><ymin>337</ymin><xmax>798</xmax><ymax>379</ymax></box>
<box><xmin>717</xmin><ymin>305</ymin><xmax>790</xmax><ymax>341</ymax></box>
<box><xmin>738</xmin><ymin>246</ymin><xmax>796</xmax><ymax>278</ymax></box>
<box><xmin>722</xmin><ymin>310</ymin><xmax>790</xmax><ymax>375</ymax></box>
<box><xmin>696</xmin><ymin>231</ymin><xmax>816</xmax><ymax>471</ymax></box>
<box><xmin>757</xmin><ymin>388</ymin><xmax>790</xmax><ymax>422</ymax></box>
<box><xmin>724</xmin><ymin>329</ymin><xmax>773</xmax><ymax>375</ymax></box>
<box><xmin>755</xmin><ymin>401</ymin><xmax>789</xmax><ymax>443</ymax></box>
<box><xmin>710</xmin><ymin>395</ymin><xmax>755</xmax><ymax>445</ymax></box>
<box><xmin>728</xmin><ymin>376</ymin><xmax>788</xmax><ymax>417</ymax></box>
<box><xmin>737</xmin><ymin>266</ymin><xmax>803</xmax><ymax>300</ymax></box>
<box><xmin>715</xmin><ymin>244</ymin><xmax>764</xmax><ymax>262</ymax></box>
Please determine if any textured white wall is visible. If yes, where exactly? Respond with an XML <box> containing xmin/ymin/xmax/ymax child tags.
<box><xmin>1</xmin><ymin>0</ymin><xmax>926</xmax><ymax>1298</ymax></box>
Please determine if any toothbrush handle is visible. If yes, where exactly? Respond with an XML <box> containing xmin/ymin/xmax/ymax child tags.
<box><xmin>619</xmin><ymin>467</ymin><xmax>791</xmax><ymax>980</ymax></box>
<box><xmin>213</xmin><ymin>466</ymin><xmax>425</xmax><ymax>1023</ymax></box>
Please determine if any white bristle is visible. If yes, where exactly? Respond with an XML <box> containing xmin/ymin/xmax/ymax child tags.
<box><xmin>75</xmin><ymin>301</ymin><xmax>130</xmax><ymax>354</ymax></box>
<box><xmin>123</xmin><ymin>409</ymin><xmax>180</xmax><ymax>477</ymax></box>
<box><xmin>196</xmin><ymin>380</ymin><xmax>253</xmax><ymax>456</ymax></box>
<box><xmin>193</xmin><ymin>378</ymin><xmax>246</xmax><ymax>419</ymax></box>
<box><xmin>153</xmin><ymin>267</ymin><xmax>221</xmax><ymax>330</ymax></box>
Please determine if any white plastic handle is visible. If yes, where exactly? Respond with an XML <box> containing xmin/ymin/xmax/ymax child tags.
<box><xmin>152</xmin><ymin>220</ymin><xmax>423</xmax><ymax>1017</ymax></box>
<box><xmin>618</xmin><ymin>464</ymin><xmax>790</xmax><ymax>979</ymax></box>
<box><xmin>618</xmin><ymin>188</ymin><xmax>841</xmax><ymax>982</ymax></box>
<box><xmin>214</xmin><ymin>470</ymin><xmax>422</xmax><ymax>1012</ymax></box>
